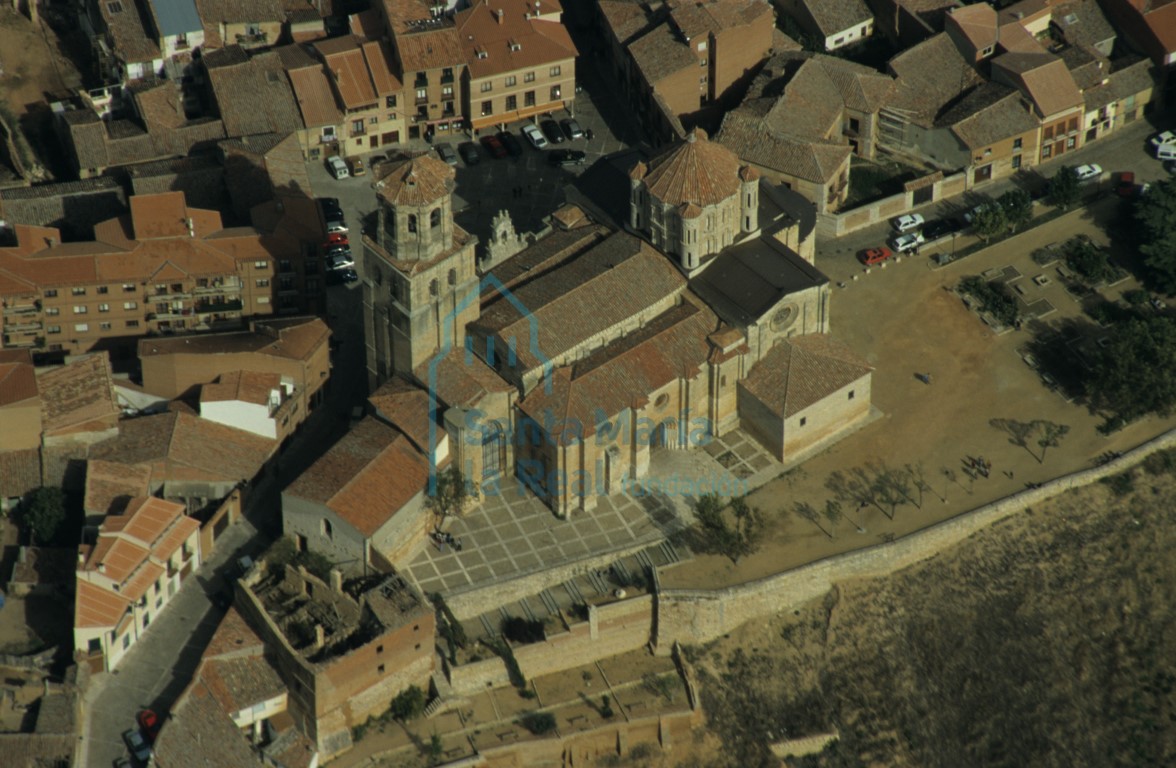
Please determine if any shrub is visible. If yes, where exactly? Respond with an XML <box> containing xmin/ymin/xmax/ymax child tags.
<box><xmin>1142</xmin><ymin>449</ymin><xmax>1176</xmax><ymax>476</ymax></box>
<box><xmin>390</xmin><ymin>685</ymin><xmax>427</xmax><ymax>721</ymax></box>
<box><xmin>1100</xmin><ymin>471</ymin><xmax>1135</xmax><ymax>498</ymax></box>
<box><xmin>959</xmin><ymin>276</ymin><xmax>1020</xmax><ymax>327</ymax></box>
<box><xmin>520</xmin><ymin>712</ymin><xmax>557</xmax><ymax>735</ymax></box>
<box><xmin>502</xmin><ymin>616</ymin><xmax>545</xmax><ymax>644</ymax></box>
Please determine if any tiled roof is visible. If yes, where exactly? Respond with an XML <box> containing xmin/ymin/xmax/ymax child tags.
<box><xmin>484</xmin><ymin>224</ymin><xmax>610</xmax><ymax>295</ymax></box>
<box><xmin>640</xmin><ymin>128</ymin><xmax>742</xmax><ymax>208</ymax></box>
<box><xmin>201</xmin><ymin>655</ymin><xmax>285</xmax><ymax>717</ymax></box>
<box><xmin>100</xmin><ymin>0</ymin><xmax>163</xmax><ymax>63</ymax></box>
<box><xmin>138</xmin><ymin>316</ymin><xmax>330</xmax><ymax>362</ymax></box>
<box><xmin>628</xmin><ymin>20</ymin><xmax>696</xmax><ymax>86</ymax></box>
<box><xmin>273</xmin><ymin>41</ymin><xmax>320</xmax><ymax>71</ymax></box>
<box><xmin>62</xmin><ymin>110</ymin><xmax>110</xmax><ymax>171</ymax></box>
<box><xmin>0</xmin><ymin>448</ymin><xmax>41</xmax><ymax>499</ymax></box>
<box><xmin>285</xmin><ymin>416</ymin><xmax>429</xmax><ymax>537</ymax></box>
<box><xmin>0</xmin><ymin>359</ymin><xmax>38</xmax><ymax>406</ymax></box>
<box><xmin>717</xmin><ymin>109</ymin><xmax>851</xmax><ymax>184</ymax></box>
<box><xmin>1061</xmin><ymin>44</ymin><xmax>1109</xmax><ymax>91</ymax></box>
<box><xmin>1082</xmin><ymin>58</ymin><xmax>1156</xmax><ymax>111</ymax></box>
<box><xmin>689</xmin><ymin>234</ymin><xmax>828</xmax><ymax>326</ymax></box>
<box><xmin>153</xmin><ymin>681</ymin><xmax>264</xmax><ymax>768</ymax></box>
<box><xmin>471</xmin><ymin>231</ymin><xmax>686</xmax><ymax>371</ymax></box>
<box><xmin>383</xmin><ymin>0</ymin><xmax>465</xmax><ymax>71</ymax></box>
<box><xmin>207</xmin><ymin>49</ymin><xmax>306</xmax><ymax>136</ymax></box>
<box><xmin>84</xmin><ymin>460</ymin><xmax>153</xmax><ymax>516</ymax></box>
<box><xmin>363</xmin><ymin>39</ymin><xmax>402</xmax><ymax>95</ymax></box>
<box><xmin>286</xmin><ymin>65</ymin><xmax>343</xmax><ymax>128</ymax></box>
<box><xmin>1134</xmin><ymin>0</ymin><xmax>1176</xmax><ymax>55</ymax></box>
<box><xmin>203</xmin><ymin>606</ymin><xmax>265</xmax><ymax>658</ymax></box>
<box><xmin>317</xmin><ymin>36</ymin><xmax>378</xmax><ymax>109</ymax></box>
<box><xmin>374</xmin><ymin>154</ymin><xmax>455</xmax><ymax>206</ymax></box>
<box><xmin>115</xmin><ymin>495</ymin><xmax>197</xmax><ymax>557</ymax></box>
<box><xmin>996</xmin><ymin>19</ymin><xmax>1044</xmax><ymax>54</ymax></box>
<box><xmin>36</xmin><ymin>354</ymin><xmax>119</xmax><ymax>436</ymax></box>
<box><xmin>939</xmin><ymin>83</ymin><xmax>1039</xmax><ymax>148</ymax></box>
<box><xmin>413</xmin><ymin>347</ymin><xmax>514</xmax><ymax>410</ymax></box>
<box><xmin>200</xmin><ymin>370</ymin><xmax>281</xmax><ymax>406</ymax></box>
<box><xmin>195</xmin><ymin>0</ymin><xmax>283</xmax><ymax>37</ymax></box>
<box><xmin>598</xmin><ymin>0</ymin><xmax>655</xmax><ymax>46</ymax></box>
<box><xmin>992</xmin><ymin>52</ymin><xmax>1083</xmax><ymax>118</ymax></box>
<box><xmin>947</xmin><ymin>2</ymin><xmax>997</xmax><ymax>52</ymax></box>
<box><xmin>368</xmin><ymin>376</ymin><xmax>434</xmax><ymax>454</ymax></box>
<box><xmin>518</xmin><ymin>300</ymin><xmax>716</xmax><ymax>437</ymax></box>
<box><xmin>455</xmin><ymin>0</ymin><xmax>578</xmax><ymax>80</ymax></box>
<box><xmin>802</xmin><ymin>0</ymin><xmax>874</xmax><ymax>37</ymax></box>
<box><xmin>887</xmin><ymin>33</ymin><xmax>985</xmax><ymax>126</ymax></box>
<box><xmin>739</xmin><ymin>333</ymin><xmax>872</xmax><ymax>418</ymax></box>
<box><xmin>75</xmin><ymin>578</ymin><xmax>132</xmax><ymax>629</ymax></box>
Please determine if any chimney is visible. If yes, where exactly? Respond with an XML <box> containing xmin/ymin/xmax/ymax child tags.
<box><xmin>97</xmin><ymin>563</ymin><xmax>106</xmax><ymax>574</ymax></box>
<box><xmin>313</xmin><ymin>624</ymin><xmax>325</xmax><ymax>650</ymax></box>
<box><xmin>330</xmin><ymin>568</ymin><xmax>344</xmax><ymax>593</ymax></box>
<box><xmin>185</xmin><ymin>217</ymin><xmax>194</xmax><ymax>237</ymax></box>
<box><xmin>77</xmin><ymin>551</ymin><xmax>85</xmax><ymax>565</ymax></box>
<box><xmin>495</xmin><ymin>8</ymin><xmax>503</xmax><ymax>22</ymax></box>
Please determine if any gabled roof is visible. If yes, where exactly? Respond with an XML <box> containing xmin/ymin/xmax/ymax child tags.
<box><xmin>286</xmin><ymin>65</ymin><xmax>343</xmax><ymax>128</ymax></box>
<box><xmin>84</xmin><ymin>460</ymin><xmax>153</xmax><ymax>516</ymax></box>
<box><xmin>75</xmin><ymin>578</ymin><xmax>132</xmax><ymax>629</ymax></box>
<box><xmin>153</xmin><ymin>681</ymin><xmax>265</xmax><ymax>768</ymax></box>
<box><xmin>384</xmin><ymin>0</ymin><xmax>465</xmax><ymax>71</ymax></box>
<box><xmin>0</xmin><ymin>358</ymin><xmax>38</xmax><ymax>407</ymax></box>
<box><xmin>207</xmin><ymin>48</ymin><xmax>306</xmax><ymax>136</ymax></box>
<box><xmin>717</xmin><ymin>109</ymin><xmax>851</xmax><ymax>184</ymax></box>
<box><xmin>1052</xmin><ymin>0</ymin><xmax>1117</xmax><ymax>51</ymax></box>
<box><xmin>739</xmin><ymin>334</ymin><xmax>872</xmax><ymax>418</ymax></box>
<box><xmin>200</xmin><ymin>370</ymin><xmax>281</xmax><ymax>406</ymax></box>
<box><xmin>414</xmin><ymin>347</ymin><xmax>514</xmax><ymax>410</ymax></box>
<box><xmin>801</xmin><ymin>0</ymin><xmax>874</xmax><ymax>37</ymax></box>
<box><xmin>627</xmin><ymin>20</ymin><xmax>697</xmax><ymax>86</ymax></box>
<box><xmin>284</xmin><ymin>416</ymin><xmax>429</xmax><ymax>537</ymax></box>
<box><xmin>517</xmin><ymin>301</ymin><xmax>716</xmax><ymax>438</ymax></box>
<box><xmin>36</xmin><ymin>354</ymin><xmax>119</xmax><ymax>437</ymax></box>
<box><xmin>368</xmin><ymin>376</ymin><xmax>434</xmax><ymax>454</ymax></box>
<box><xmin>946</xmin><ymin>2</ymin><xmax>997</xmax><ymax>53</ymax></box>
<box><xmin>316</xmin><ymin>35</ymin><xmax>378</xmax><ymax>109</ymax></box>
<box><xmin>100</xmin><ymin>0</ymin><xmax>163</xmax><ymax>64</ymax></box>
<box><xmin>455</xmin><ymin>0</ymin><xmax>578</xmax><ymax>80</ymax></box>
<box><xmin>1082</xmin><ymin>57</ymin><xmax>1156</xmax><ymax>111</ymax></box>
<box><xmin>991</xmin><ymin>52</ymin><xmax>1083</xmax><ymax>118</ymax></box>
<box><xmin>887</xmin><ymin>33</ymin><xmax>985</xmax><ymax>127</ymax></box>
<box><xmin>938</xmin><ymin>82</ymin><xmax>1039</xmax><ymax>148</ymax></box>
<box><xmin>638</xmin><ymin>128</ymin><xmax>743</xmax><ymax>208</ymax></box>
<box><xmin>137</xmin><ymin>316</ymin><xmax>330</xmax><ymax>363</ymax></box>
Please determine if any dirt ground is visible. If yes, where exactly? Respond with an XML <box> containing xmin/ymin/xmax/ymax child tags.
<box><xmin>661</xmin><ymin>197</ymin><xmax>1172</xmax><ymax>589</ymax></box>
<box><xmin>680</xmin><ymin>448</ymin><xmax>1176</xmax><ymax>768</ymax></box>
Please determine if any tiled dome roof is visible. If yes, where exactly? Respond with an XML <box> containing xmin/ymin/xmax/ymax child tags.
<box><xmin>641</xmin><ymin>127</ymin><xmax>742</xmax><ymax>208</ymax></box>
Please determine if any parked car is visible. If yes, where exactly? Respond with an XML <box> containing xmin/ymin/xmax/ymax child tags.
<box><xmin>318</xmin><ymin>197</ymin><xmax>343</xmax><ymax>219</ymax></box>
<box><xmin>479</xmin><ymin>134</ymin><xmax>508</xmax><ymax>159</ymax></box>
<box><xmin>540</xmin><ymin>119</ymin><xmax>566</xmax><ymax>144</ymax></box>
<box><xmin>326</xmin><ymin>267</ymin><xmax>359</xmax><ymax>286</ymax></box>
<box><xmin>435</xmin><ymin>142</ymin><xmax>458</xmax><ymax>166</ymax></box>
<box><xmin>521</xmin><ymin>123</ymin><xmax>548</xmax><ymax>149</ymax></box>
<box><xmin>891</xmin><ymin>213</ymin><xmax>924</xmax><ymax>233</ymax></box>
<box><xmin>962</xmin><ymin>202</ymin><xmax>990</xmax><ymax>225</ymax></box>
<box><xmin>1116</xmin><ymin>171</ymin><xmax>1136</xmax><ymax>197</ymax></box>
<box><xmin>325</xmin><ymin>156</ymin><xmax>349</xmax><ymax>179</ymax></box>
<box><xmin>922</xmin><ymin>218</ymin><xmax>962</xmax><ymax>240</ymax></box>
<box><xmin>1165</xmin><ymin>160</ymin><xmax>1176</xmax><ymax>176</ymax></box>
<box><xmin>324</xmin><ymin>233</ymin><xmax>349</xmax><ymax>247</ymax></box>
<box><xmin>123</xmin><ymin>728</ymin><xmax>152</xmax><ymax>763</ymax></box>
<box><xmin>348</xmin><ymin>157</ymin><xmax>366</xmax><ymax>176</ymax></box>
<box><xmin>325</xmin><ymin>220</ymin><xmax>349</xmax><ymax>235</ymax></box>
<box><xmin>1149</xmin><ymin>130</ymin><xmax>1176</xmax><ymax>148</ymax></box>
<box><xmin>860</xmin><ymin>246</ymin><xmax>892</xmax><ymax>266</ymax></box>
<box><xmin>547</xmin><ymin>148</ymin><xmax>587</xmax><ymax>167</ymax></box>
<box><xmin>890</xmin><ymin>232</ymin><xmax>925</xmax><ymax>253</ymax></box>
<box><xmin>114</xmin><ymin>757</ymin><xmax>131</xmax><ymax>768</ymax></box>
<box><xmin>497</xmin><ymin>131</ymin><xmax>523</xmax><ymax>156</ymax></box>
<box><xmin>324</xmin><ymin>243</ymin><xmax>351</xmax><ymax>256</ymax></box>
<box><xmin>328</xmin><ymin>252</ymin><xmax>355</xmax><ymax>270</ymax></box>
<box><xmin>560</xmin><ymin>117</ymin><xmax>584</xmax><ymax>140</ymax></box>
<box><xmin>137</xmin><ymin>709</ymin><xmax>162</xmax><ymax>742</ymax></box>
<box><xmin>458</xmin><ymin>142</ymin><xmax>481</xmax><ymax>165</ymax></box>
<box><xmin>1074</xmin><ymin>163</ymin><xmax>1102</xmax><ymax>182</ymax></box>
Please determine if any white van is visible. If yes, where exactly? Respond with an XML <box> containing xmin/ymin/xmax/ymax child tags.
<box><xmin>1156</xmin><ymin>144</ymin><xmax>1176</xmax><ymax>161</ymax></box>
<box><xmin>326</xmin><ymin>156</ymin><xmax>350</xmax><ymax>179</ymax></box>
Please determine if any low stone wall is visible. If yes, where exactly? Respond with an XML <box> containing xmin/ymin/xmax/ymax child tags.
<box><xmin>816</xmin><ymin>171</ymin><xmax>968</xmax><ymax>239</ymax></box>
<box><xmin>514</xmin><ymin>595</ymin><xmax>653</xmax><ymax>682</ymax></box>
<box><xmin>447</xmin><ymin>655</ymin><xmax>512</xmax><ymax>698</ymax></box>
<box><xmin>198</xmin><ymin>489</ymin><xmax>241</xmax><ymax>558</ymax></box>
<box><xmin>653</xmin><ymin>431</ymin><xmax>1174</xmax><ymax>652</ymax></box>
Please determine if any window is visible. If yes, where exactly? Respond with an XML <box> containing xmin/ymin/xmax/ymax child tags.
<box><xmin>481</xmin><ymin>81</ymin><xmax>492</xmax><ymax>92</ymax></box>
<box><xmin>408</xmin><ymin>214</ymin><xmax>417</xmax><ymax>233</ymax></box>
<box><xmin>1044</xmin><ymin>126</ymin><xmax>1053</xmax><ymax>140</ymax></box>
<box><xmin>848</xmin><ymin>117</ymin><xmax>860</xmax><ymax>133</ymax></box>
<box><xmin>254</xmin><ymin>260</ymin><xmax>268</xmax><ymax>269</ymax></box>
<box><xmin>700</xmin><ymin>58</ymin><xmax>707</xmax><ymax>67</ymax></box>
<box><xmin>72</xmin><ymin>287</ymin><xmax>86</xmax><ymax>295</ymax></box>
<box><xmin>1013</xmin><ymin>137</ymin><xmax>1022</xmax><ymax>150</ymax></box>
<box><xmin>44</xmin><ymin>289</ymin><xmax>57</xmax><ymax>298</ymax></box>
<box><xmin>416</xmin><ymin>87</ymin><xmax>427</xmax><ymax>100</ymax></box>
<box><xmin>429</xmin><ymin>278</ymin><xmax>438</xmax><ymax>296</ymax></box>
<box><xmin>430</xmin><ymin>209</ymin><xmax>441</xmax><ymax>228</ymax></box>
<box><xmin>126</xmin><ymin>320</ymin><xmax>139</xmax><ymax>328</ymax></box>
<box><xmin>524</xmin><ymin>71</ymin><xmax>535</xmax><ymax>83</ymax></box>
<box><xmin>322</xmin><ymin>126</ymin><xmax>335</xmax><ymax>140</ymax></box>
<box><xmin>835</xmin><ymin>37</ymin><xmax>844</xmax><ymax>45</ymax></box>
<box><xmin>799</xmin><ymin>417</ymin><xmax>807</xmax><ymax>426</ymax></box>
<box><xmin>47</xmin><ymin>325</ymin><xmax>61</xmax><ymax>334</ymax></box>
<box><xmin>442</xmin><ymin>67</ymin><xmax>453</xmax><ymax>82</ymax></box>
<box><xmin>75</xmin><ymin>323</ymin><xmax>89</xmax><ymax>332</ymax></box>
<box><xmin>97</xmin><ymin>286</ymin><xmax>108</xmax><ymax>294</ymax></box>
<box><xmin>123</xmin><ymin>635</ymin><xmax>131</xmax><ymax>650</ymax></box>
<box><xmin>369</xmin><ymin>116</ymin><xmax>378</xmax><ymax>124</ymax></box>
<box><xmin>1066</xmin><ymin>136</ymin><xmax>1076</xmax><ymax>149</ymax></box>
<box><xmin>385</xmin><ymin>95</ymin><xmax>397</xmax><ymax>108</ymax></box>
<box><xmin>123</xmin><ymin>301</ymin><xmax>137</xmax><ymax>310</ymax></box>
<box><xmin>1042</xmin><ymin>145</ymin><xmax>1052</xmax><ymax>159</ymax></box>
<box><xmin>442</xmin><ymin>85</ymin><xmax>453</xmax><ymax>99</ymax></box>
<box><xmin>321</xmin><ymin>518</ymin><xmax>333</xmax><ymax>539</ymax></box>
<box><xmin>848</xmin><ymin>390</ymin><xmax>855</xmax><ymax>400</ymax></box>
<box><xmin>73</xmin><ymin>305</ymin><xmax>87</xmax><ymax>314</ymax></box>
<box><xmin>88</xmin><ymin>637</ymin><xmax>102</xmax><ymax>653</ymax></box>
<box><xmin>697</xmin><ymin>41</ymin><xmax>707</xmax><ymax>52</ymax></box>
<box><xmin>378</xmin><ymin>664</ymin><xmax>386</xmax><ymax>674</ymax></box>
<box><xmin>524</xmin><ymin>90</ymin><xmax>535</xmax><ymax>107</ymax></box>
<box><xmin>352</xmin><ymin>119</ymin><xmax>364</xmax><ymax>133</ymax></box>
<box><xmin>481</xmin><ymin>100</ymin><xmax>493</xmax><ymax>116</ymax></box>
<box><xmin>256</xmin><ymin>278</ymin><xmax>270</xmax><ymax>287</ymax></box>
<box><xmin>550</xmin><ymin>65</ymin><xmax>561</xmax><ymax>77</ymax></box>
<box><xmin>700</xmin><ymin>75</ymin><xmax>707</xmax><ymax>84</ymax></box>
<box><xmin>550</xmin><ymin>85</ymin><xmax>560</xmax><ymax>100</ymax></box>
<box><xmin>448</xmin><ymin>268</ymin><xmax>456</xmax><ymax>285</ymax></box>
<box><xmin>1011</xmin><ymin>155</ymin><xmax>1022</xmax><ymax>169</ymax></box>
<box><xmin>100</xmin><ymin>322</ymin><xmax>111</xmax><ymax>331</ymax></box>
<box><xmin>257</xmin><ymin>296</ymin><xmax>270</xmax><ymax>304</ymax></box>
<box><xmin>505</xmin><ymin>95</ymin><xmax>517</xmax><ymax>110</ymax></box>
<box><xmin>505</xmin><ymin>75</ymin><xmax>516</xmax><ymax>87</ymax></box>
<box><xmin>98</xmin><ymin>303</ymin><xmax>109</xmax><ymax>312</ymax></box>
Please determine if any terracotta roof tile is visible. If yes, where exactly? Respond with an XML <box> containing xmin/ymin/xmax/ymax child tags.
<box><xmin>374</xmin><ymin>153</ymin><xmax>456</xmax><ymax>206</ymax></box>
<box><xmin>362</xmin><ymin>39</ymin><xmax>403</xmax><ymax>95</ymax></box>
<box><xmin>75</xmin><ymin>578</ymin><xmax>132</xmax><ymax>629</ymax></box>
<box><xmin>739</xmin><ymin>333</ymin><xmax>871</xmax><ymax>417</ymax></box>
<box><xmin>717</xmin><ymin>109</ymin><xmax>851</xmax><ymax>184</ymax></box>
<box><xmin>203</xmin><ymin>605</ymin><xmax>265</xmax><ymax>658</ymax></box>
<box><xmin>0</xmin><ymin>448</ymin><xmax>41</xmax><ymax>498</ymax></box>
<box><xmin>939</xmin><ymin>83</ymin><xmax>1039</xmax><ymax>148</ymax></box>
<box><xmin>887</xmin><ymin>33</ymin><xmax>985</xmax><ymax>126</ymax></box>
<box><xmin>137</xmin><ymin>316</ymin><xmax>330</xmax><ymax>362</ymax></box>
<box><xmin>84</xmin><ymin>460</ymin><xmax>154</xmax><ymax>516</ymax></box>
<box><xmin>36</xmin><ymin>354</ymin><xmax>119</xmax><ymax>436</ymax></box>
<box><xmin>200</xmin><ymin>370</ymin><xmax>281</xmax><ymax>406</ymax></box>
<box><xmin>799</xmin><ymin>0</ymin><xmax>874</xmax><ymax>38</ymax></box>
<box><xmin>947</xmin><ymin>2</ymin><xmax>997</xmax><ymax>51</ymax></box>
<box><xmin>368</xmin><ymin>376</ymin><xmax>435</xmax><ymax>453</ymax></box>
<box><xmin>201</xmin><ymin>655</ymin><xmax>285</xmax><ymax>717</ymax></box>
<box><xmin>992</xmin><ymin>52</ymin><xmax>1083</xmax><ymax>118</ymax></box>
<box><xmin>285</xmin><ymin>416</ymin><xmax>429</xmax><ymax>536</ymax></box>
<box><xmin>317</xmin><ymin>36</ymin><xmax>378</xmax><ymax>109</ymax></box>
<box><xmin>207</xmin><ymin>49</ymin><xmax>306</xmax><ymax>136</ymax></box>
<box><xmin>455</xmin><ymin>0</ymin><xmax>577</xmax><ymax>80</ymax></box>
<box><xmin>641</xmin><ymin>128</ymin><xmax>742</xmax><ymax>208</ymax></box>
<box><xmin>0</xmin><ymin>359</ymin><xmax>38</xmax><ymax>406</ymax></box>
<box><xmin>413</xmin><ymin>347</ymin><xmax>514</xmax><ymax>410</ymax></box>
<box><xmin>153</xmin><ymin>682</ymin><xmax>264</xmax><ymax>768</ymax></box>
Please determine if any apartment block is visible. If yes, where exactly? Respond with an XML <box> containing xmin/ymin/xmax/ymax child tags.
<box><xmin>379</xmin><ymin>0</ymin><xmax>468</xmax><ymax>141</ymax></box>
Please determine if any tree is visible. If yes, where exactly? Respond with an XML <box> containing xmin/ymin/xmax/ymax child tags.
<box><xmin>689</xmin><ymin>494</ymin><xmax>764</xmax><ymax>563</ymax></box>
<box><xmin>1049</xmin><ymin>165</ymin><xmax>1081</xmax><ymax>210</ymax></box>
<box><xmin>998</xmin><ymin>189</ymin><xmax>1033</xmax><ymax>232</ymax></box>
<box><xmin>429</xmin><ymin>733</ymin><xmax>443</xmax><ymax>765</ymax></box>
<box><xmin>826</xmin><ymin>469</ymin><xmax>883</xmax><ymax>516</ymax></box>
<box><xmin>390</xmin><ymin>685</ymin><xmax>427</xmax><ymax>721</ymax></box>
<box><xmin>426</xmin><ymin>466</ymin><xmax>476</xmax><ymax>531</ymax></box>
<box><xmin>905</xmin><ymin>462</ymin><xmax>940</xmax><ymax>505</ymax></box>
<box><xmin>971</xmin><ymin>202</ymin><xmax>1007</xmax><ymax>242</ymax></box>
<box><xmin>520</xmin><ymin>712</ymin><xmax>557</xmax><ymax>735</ymax></box>
<box><xmin>793</xmin><ymin>501</ymin><xmax>831</xmax><ymax>538</ymax></box>
<box><xmin>871</xmin><ymin>465</ymin><xmax>911</xmax><ymax>520</ymax></box>
<box><xmin>18</xmin><ymin>487</ymin><xmax>65</xmax><ymax>545</ymax></box>
<box><xmin>989</xmin><ymin>418</ymin><xmax>1039</xmax><ymax>461</ymax></box>
<box><xmin>1087</xmin><ymin>315</ymin><xmax>1176</xmax><ymax>423</ymax></box>
<box><xmin>1034</xmin><ymin>420</ymin><xmax>1070</xmax><ymax>463</ymax></box>
<box><xmin>822</xmin><ymin>499</ymin><xmax>844</xmax><ymax>535</ymax></box>
<box><xmin>1133</xmin><ymin>178</ymin><xmax>1176</xmax><ymax>293</ymax></box>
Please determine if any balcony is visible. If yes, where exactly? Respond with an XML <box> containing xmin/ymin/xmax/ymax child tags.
<box><xmin>2</xmin><ymin>334</ymin><xmax>41</xmax><ymax>348</ymax></box>
<box><xmin>193</xmin><ymin>280</ymin><xmax>240</xmax><ymax>294</ymax></box>
<box><xmin>2</xmin><ymin>302</ymin><xmax>40</xmax><ymax>316</ymax></box>
<box><xmin>148</xmin><ymin>310</ymin><xmax>192</xmax><ymax>320</ymax></box>
<box><xmin>415</xmin><ymin>96</ymin><xmax>429</xmax><ymax>106</ymax></box>
<box><xmin>5</xmin><ymin>320</ymin><xmax>43</xmax><ymax>332</ymax></box>
<box><xmin>195</xmin><ymin>299</ymin><xmax>243</xmax><ymax>314</ymax></box>
<box><xmin>235</xmin><ymin>31</ymin><xmax>269</xmax><ymax>47</ymax></box>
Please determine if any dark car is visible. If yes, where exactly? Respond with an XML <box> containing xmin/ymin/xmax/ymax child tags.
<box><xmin>922</xmin><ymin>218</ymin><xmax>962</xmax><ymax>240</ymax></box>
<box><xmin>458</xmin><ymin>142</ymin><xmax>481</xmax><ymax>165</ymax></box>
<box><xmin>326</xmin><ymin>267</ymin><xmax>359</xmax><ymax>286</ymax></box>
<box><xmin>540</xmin><ymin>119</ymin><xmax>565</xmax><ymax>144</ymax></box>
<box><xmin>435</xmin><ymin>142</ymin><xmax>458</xmax><ymax>166</ymax></box>
<box><xmin>123</xmin><ymin>729</ymin><xmax>151</xmax><ymax>763</ymax></box>
<box><xmin>324</xmin><ymin>243</ymin><xmax>351</xmax><ymax>257</ymax></box>
<box><xmin>560</xmin><ymin>118</ymin><xmax>584</xmax><ymax>140</ymax></box>
<box><xmin>479</xmin><ymin>134</ymin><xmax>508</xmax><ymax>159</ymax></box>
<box><xmin>318</xmin><ymin>197</ymin><xmax>343</xmax><ymax>220</ymax></box>
<box><xmin>547</xmin><ymin>148</ymin><xmax>587</xmax><ymax>167</ymax></box>
<box><xmin>497</xmin><ymin>131</ymin><xmax>523</xmax><ymax>157</ymax></box>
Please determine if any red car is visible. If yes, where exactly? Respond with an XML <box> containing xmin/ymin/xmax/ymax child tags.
<box><xmin>324</xmin><ymin>233</ymin><xmax>349</xmax><ymax>247</ymax></box>
<box><xmin>861</xmin><ymin>246</ymin><xmax>892</xmax><ymax>266</ymax></box>
<box><xmin>1116</xmin><ymin>171</ymin><xmax>1135</xmax><ymax>198</ymax></box>
<box><xmin>479</xmin><ymin>134</ymin><xmax>508</xmax><ymax>159</ymax></box>
<box><xmin>137</xmin><ymin>709</ymin><xmax>162</xmax><ymax>742</ymax></box>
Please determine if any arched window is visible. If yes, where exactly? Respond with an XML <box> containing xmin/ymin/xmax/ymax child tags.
<box><xmin>430</xmin><ymin>208</ymin><xmax>441</xmax><ymax>228</ymax></box>
<box><xmin>448</xmin><ymin>268</ymin><xmax>456</xmax><ymax>286</ymax></box>
<box><xmin>321</xmin><ymin>518</ymin><xmax>333</xmax><ymax>540</ymax></box>
<box><xmin>429</xmin><ymin>278</ymin><xmax>438</xmax><ymax>296</ymax></box>
<box><xmin>408</xmin><ymin>214</ymin><xmax>417</xmax><ymax>233</ymax></box>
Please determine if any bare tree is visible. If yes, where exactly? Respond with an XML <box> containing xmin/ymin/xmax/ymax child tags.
<box><xmin>990</xmin><ymin>418</ymin><xmax>1039</xmax><ymax>461</ymax></box>
<box><xmin>825</xmin><ymin>469</ymin><xmax>882</xmax><ymax>515</ymax></box>
<box><xmin>906</xmin><ymin>461</ymin><xmax>940</xmax><ymax>505</ymax></box>
<box><xmin>1034</xmin><ymin>420</ymin><xmax>1070</xmax><ymax>463</ymax></box>
<box><xmin>872</xmin><ymin>462</ymin><xmax>918</xmax><ymax>509</ymax></box>
<box><xmin>823</xmin><ymin>499</ymin><xmax>846</xmax><ymax>535</ymax></box>
<box><xmin>794</xmin><ymin>501</ymin><xmax>831</xmax><ymax>538</ymax></box>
